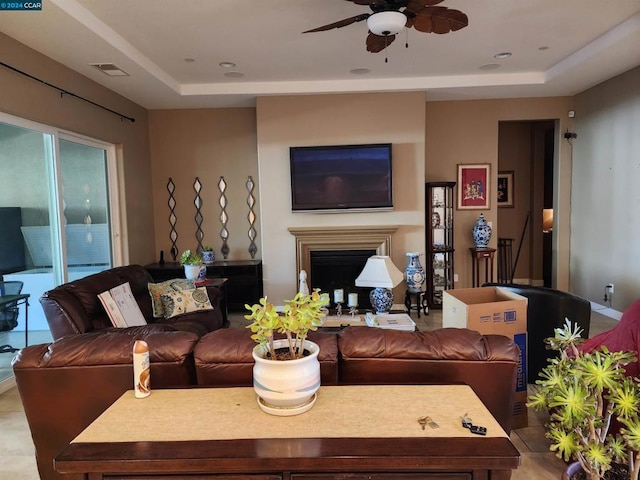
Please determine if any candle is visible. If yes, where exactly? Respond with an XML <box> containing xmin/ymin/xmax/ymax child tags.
<box><xmin>333</xmin><ymin>289</ymin><xmax>344</xmax><ymax>303</ymax></box>
<box><xmin>348</xmin><ymin>293</ymin><xmax>358</xmax><ymax>307</ymax></box>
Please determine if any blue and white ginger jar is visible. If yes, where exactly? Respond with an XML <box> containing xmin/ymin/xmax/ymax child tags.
<box><xmin>472</xmin><ymin>213</ymin><xmax>492</xmax><ymax>249</ymax></box>
<box><xmin>405</xmin><ymin>252</ymin><xmax>426</xmax><ymax>293</ymax></box>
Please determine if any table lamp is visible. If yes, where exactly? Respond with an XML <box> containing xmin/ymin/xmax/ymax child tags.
<box><xmin>355</xmin><ymin>255</ymin><xmax>404</xmax><ymax>314</ymax></box>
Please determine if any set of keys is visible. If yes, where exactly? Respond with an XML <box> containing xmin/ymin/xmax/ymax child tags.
<box><xmin>417</xmin><ymin>416</ymin><xmax>439</xmax><ymax>430</ymax></box>
<box><xmin>461</xmin><ymin>413</ymin><xmax>487</xmax><ymax>435</ymax></box>
<box><xmin>416</xmin><ymin>414</ymin><xmax>487</xmax><ymax>435</ymax></box>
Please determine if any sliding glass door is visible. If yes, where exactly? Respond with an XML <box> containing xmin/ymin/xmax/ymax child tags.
<box><xmin>59</xmin><ymin>137</ymin><xmax>114</xmax><ymax>279</ymax></box>
<box><xmin>0</xmin><ymin>114</ymin><xmax>120</xmax><ymax>386</ymax></box>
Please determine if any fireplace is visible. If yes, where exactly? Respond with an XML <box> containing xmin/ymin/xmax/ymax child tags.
<box><xmin>288</xmin><ymin>226</ymin><xmax>399</xmax><ymax>309</ymax></box>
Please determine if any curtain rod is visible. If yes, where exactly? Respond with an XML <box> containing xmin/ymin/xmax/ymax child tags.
<box><xmin>0</xmin><ymin>60</ymin><xmax>136</xmax><ymax>123</ymax></box>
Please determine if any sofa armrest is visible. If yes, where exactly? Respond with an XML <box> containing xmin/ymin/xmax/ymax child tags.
<box><xmin>12</xmin><ymin>331</ymin><xmax>199</xmax><ymax>480</ymax></box>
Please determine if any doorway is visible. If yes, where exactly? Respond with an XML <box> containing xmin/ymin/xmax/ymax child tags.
<box><xmin>497</xmin><ymin>120</ymin><xmax>555</xmax><ymax>286</ymax></box>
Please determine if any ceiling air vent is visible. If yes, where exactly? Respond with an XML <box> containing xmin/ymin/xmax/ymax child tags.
<box><xmin>90</xmin><ymin>63</ymin><xmax>130</xmax><ymax>77</ymax></box>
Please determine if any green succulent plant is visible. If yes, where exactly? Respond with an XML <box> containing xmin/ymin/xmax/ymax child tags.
<box><xmin>244</xmin><ymin>290</ymin><xmax>330</xmax><ymax>360</ymax></box>
<box><xmin>527</xmin><ymin>319</ymin><xmax>640</xmax><ymax>480</ymax></box>
<box><xmin>179</xmin><ymin>249</ymin><xmax>203</xmax><ymax>265</ymax></box>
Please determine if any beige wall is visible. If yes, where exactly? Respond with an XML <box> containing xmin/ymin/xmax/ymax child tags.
<box><xmin>573</xmin><ymin>66</ymin><xmax>640</xmax><ymax>311</ymax></box>
<box><xmin>256</xmin><ymin>92</ymin><xmax>426</xmax><ymax>303</ymax></box>
<box><xmin>148</xmin><ymin>108</ymin><xmax>258</xmax><ymax>262</ymax></box>
<box><xmin>425</xmin><ymin>97</ymin><xmax>574</xmax><ymax>290</ymax></box>
<box><xmin>0</xmin><ymin>33</ymin><xmax>153</xmax><ymax>264</ymax></box>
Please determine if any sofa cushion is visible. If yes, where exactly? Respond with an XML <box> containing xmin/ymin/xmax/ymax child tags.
<box><xmin>194</xmin><ymin>327</ymin><xmax>339</xmax><ymax>386</ymax></box>
<box><xmin>148</xmin><ymin>279</ymin><xmax>195</xmax><ymax>318</ymax></box>
<box><xmin>161</xmin><ymin>287</ymin><xmax>213</xmax><ymax>319</ymax></box>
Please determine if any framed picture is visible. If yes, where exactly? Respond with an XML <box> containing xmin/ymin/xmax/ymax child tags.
<box><xmin>497</xmin><ymin>171</ymin><xmax>514</xmax><ymax>208</ymax></box>
<box><xmin>457</xmin><ymin>163</ymin><xmax>490</xmax><ymax>210</ymax></box>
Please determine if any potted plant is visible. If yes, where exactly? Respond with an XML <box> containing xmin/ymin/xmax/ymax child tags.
<box><xmin>179</xmin><ymin>249</ymin><xmax>204</xmax><ymax>280</ymax></box>
<box><xmin>527</xmin><ymin>320</ymin><xmax>640</xmax><ymax>480</ymax></box>
<box><xmin>201</xmin><ymin>246</ymin><xmax>215</xmax><ymax>264</ymax></box>
<box><xmin>245</xmin><ymin>289</ymin><xmax>329</xmax><ymax>416</ymax></box>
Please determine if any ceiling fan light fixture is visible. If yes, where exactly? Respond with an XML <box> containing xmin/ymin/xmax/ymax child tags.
<box><xmin>367</xmin><ymin>11</ymin><xmax>406</xmax><ymax>36</ymax></box>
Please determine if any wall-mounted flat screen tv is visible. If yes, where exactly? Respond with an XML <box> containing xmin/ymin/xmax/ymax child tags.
<box><xmin>290</xmin><ymin>143</ymin><xmax>393</xmax><ymax>212</ymax></box>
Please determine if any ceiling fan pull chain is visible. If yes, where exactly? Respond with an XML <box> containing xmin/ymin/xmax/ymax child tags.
<box><xmin>385</xmin><ymin>36</ymin><xmax>389</xmax><ymax>63</ymax></box>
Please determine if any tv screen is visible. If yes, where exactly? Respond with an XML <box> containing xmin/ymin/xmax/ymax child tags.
<box><xmin>290</xmin><ymin>143</ymin><xmax>393</xmax><ymax>212</ymax></box>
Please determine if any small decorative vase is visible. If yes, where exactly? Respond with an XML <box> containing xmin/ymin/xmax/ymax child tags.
<box><xmin>405</xmin><ymin>252</ymin><xmax>426</xmax><ymax>293</ymax></box>
<box><xmin>252</xmin><ymin>339</ymin><xmax>320</xmax><ymax>416</ymax></box>
<box><xmin>202</xmin><ymin>251</ymin><xmax>215</xmax><ymax>264</ymax></box>
<box><xmin>472</xmin><ymin>213</ymin><xmax>492</xmax><ymax>249</ymax></box>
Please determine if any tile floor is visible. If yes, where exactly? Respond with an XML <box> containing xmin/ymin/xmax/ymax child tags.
<box><xmin>0</xmin><ymin>307</ymin><xmax>621</xmax><ymax>480</ymax></box>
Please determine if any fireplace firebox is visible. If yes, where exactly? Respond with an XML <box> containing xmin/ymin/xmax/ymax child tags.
<box><xmin>309</xmin><ymin>249</ymin><xmax>376</xmax><ymax>310</ymax></box>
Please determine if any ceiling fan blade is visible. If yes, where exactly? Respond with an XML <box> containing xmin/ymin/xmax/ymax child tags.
<box><xmin>345</xmin><ymin>0</ymin><xmax>381</xmax><ymax>4</ymax></box>
<box><xmin>406</xmin><ymin>0</ymin><xmax>444</xmax><ymax>9</ymax></box>
<box><xmin>411</xmin><ymin>7</ymin><xmax>468</xmax><ymax>34</ymax></box>
<box><xmin>366</xmin><ymin>33</ymin><xmax>397</xmax><ymax>53</ymax></box>
<box><xmin>303</xmin><ymin>13</ymin><xmax>370</xmax><ymax>33</ymax></box>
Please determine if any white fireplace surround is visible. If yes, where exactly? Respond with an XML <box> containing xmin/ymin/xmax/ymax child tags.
<box><xmin>288</xmin><ymin>226</ymin><xmax>399</xmax><ymax>278</ymax></box>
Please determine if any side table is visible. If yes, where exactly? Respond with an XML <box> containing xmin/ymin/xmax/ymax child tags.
<box><xmin>469</xmin><ymin>247</ymin><xmax>497</xmax><ymax>287</ymax></box>
<box><xmin>404</xmin><ymin>290</ymin><xmax>428</xmax><ymax>318</ymax></box>
<box><xmin>194</xmin><ymin>278</ymin><xmax>229</xmax><ymax>326</ymax></box>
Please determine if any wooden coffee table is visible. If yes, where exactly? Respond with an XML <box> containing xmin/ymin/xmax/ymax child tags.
<box><xmin>55</xmin><ymin>385</ymin><xmax>520</xmax><ymax>479</ymax></box>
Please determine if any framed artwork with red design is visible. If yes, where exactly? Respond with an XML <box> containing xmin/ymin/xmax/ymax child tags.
<box><xmin>457</xmin><ymin>164</ymin><xmax>490</xmax><ymax>210</ymax></box>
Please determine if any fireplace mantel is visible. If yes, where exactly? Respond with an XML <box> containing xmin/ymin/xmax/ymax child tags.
<box><xmin>288</xmin><ymin>226</ymin><xmax>399</xmax><ymax>277</ymax></box>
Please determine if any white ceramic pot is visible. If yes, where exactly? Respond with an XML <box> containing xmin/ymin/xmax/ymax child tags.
<box><xmin>252</xmin><ymin>339</ymin><xmax>320</xmax><ymax>416</ymax></box>
<box><xmin>184</xmin><ymin>264</ymin><xmax>203</xmax><ymax>280</ymax></box>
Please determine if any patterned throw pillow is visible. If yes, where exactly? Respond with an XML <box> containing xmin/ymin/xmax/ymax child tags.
<box><xmin>148</xmin><ymin>279</ymin><xmax>196</xmax><ymax>318</ymax></box>
<box><xmin>160</xmin><ymin>287</ymin><xmax>214</xmax><ymax>319</ymax></box>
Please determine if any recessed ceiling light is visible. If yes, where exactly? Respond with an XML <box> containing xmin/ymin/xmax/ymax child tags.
<box><xmin>350</xmin><ymin>68</ymin><xmax>371</xmax><ymax>75</ymax></box>
<box><xmin>538</xmin><ymin>46</ymin><xmax>549</xmax><ymax>51</ymax></box>
<box><xmin>219</xmin><ymin>62</ymin><xmax>236</xmax><ymax>68</ymax></box>
<box><xmin>224</xmin><ymin>71</ymin><xmax>244</xmax><ymax>78</ymax></box>
<box><xmin>493</xmin><ymin>52</ymin><xmax>512</xmax><ymax>59</ymax></box>
<box><xmin>479</xmin><ymin>63</ymin><xmax>501</xmax><ymax>71</ymax></box>
<box><xmin>184</xmin><ymin>58</ymin><xmax>195</xmax><ymax>63</ymax></box>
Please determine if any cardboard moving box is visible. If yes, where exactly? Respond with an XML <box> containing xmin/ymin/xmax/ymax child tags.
<box><xmin>443</xmin><ymin>287</ymin><xmax>528</xmax><ymax>429</ymax></box>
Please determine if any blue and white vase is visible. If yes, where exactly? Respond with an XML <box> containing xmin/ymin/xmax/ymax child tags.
<box><xmin>202</xmin><ymin>250</ymin><xmax>215</xmax><ymax>264</ymax></box>
<box><xmin>369</xmin><ymin>287</ymin><xmax>394</xmax><ymax>314</ymax></box>
<box><xmin>472</xmin><ymin>213</ymin><xmax>492</xmax><ymax>249</ymax></box>
<box><xmin>405</xmin><ymin>252</ymin><xmax>426</xmax><ymax>293</ymax></box>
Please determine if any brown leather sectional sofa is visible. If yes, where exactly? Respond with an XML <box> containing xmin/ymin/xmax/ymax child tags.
<box><xmin>13</xmin><ymin>325</ymin><xmax>520</xmax><ymax>480</ymax></box>
<box><xmin>40</xmin><ymin>264</ymin><xmax>227</xmax><ymax>340</ymax></box>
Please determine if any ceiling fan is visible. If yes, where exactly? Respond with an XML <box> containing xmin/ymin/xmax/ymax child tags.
<box><xmin>303</xmin><ymin>0</ymin><xmax>469</xmax><ymax>54</ymax></box>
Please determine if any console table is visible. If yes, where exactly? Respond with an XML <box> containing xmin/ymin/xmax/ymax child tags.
<box><xmin>146</xmin><ymin>260</ymin><xmax>263</xmax><ymax>311</ymax></box>
<box><xmin>55</xmin><ymin>385</ymin><xmax>520</xmax><ymax>480</ymax></box>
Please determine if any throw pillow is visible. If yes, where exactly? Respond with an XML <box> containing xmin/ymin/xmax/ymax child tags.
<box><xmin>160</xmin><ymin>287</ymin><xmax>214</xmax><ymax>319</ymax></box>
<box><xmin>148</xmin><ymin>279</ymin><xmax>195</xmax><ymax>318</ymax></box>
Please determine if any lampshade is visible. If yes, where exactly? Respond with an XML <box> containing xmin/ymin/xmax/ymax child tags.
<box><xmin>543</xmin><ymin>209</ymin><xmax>554</xmax><ymax>233</ymax></box>
<box><xmin>366</xmin><ymin>11</ymin><xmax>406</xmax><ymax>36</ymax></box>
<box><xmin>355</xmin><ymin>255</ymin><xmax>404</xmax><ymax>288</ymax></box>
